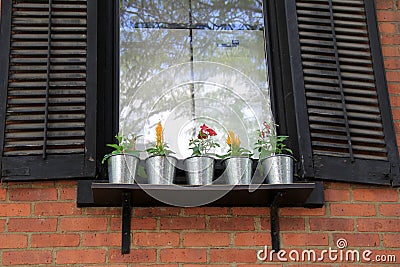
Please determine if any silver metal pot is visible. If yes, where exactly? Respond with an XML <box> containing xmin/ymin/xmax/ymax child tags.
<box><xmin>107</xmin><ymin>154</ymin><xmax>139</xmax><ymax>184</ymax></box>
<box><xmin>222</xmin><ymin>156</ymin><xmax>252</xmax><ymax>185</ymax></box>
<box><xmin>261</xmin><ymin>155</ymin><xmax>294</xmax><ymax>184</ymax></box>
<box><xmin>184</xmin><ymin>156</ymin><xmax>214</xmax><ymax>185</ymax></box>
<box><xmin>145</xmin><ymin>155</ymin><xmax>177</xmax><ymax>184</ymax></box>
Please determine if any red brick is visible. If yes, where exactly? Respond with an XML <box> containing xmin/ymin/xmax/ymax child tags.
<box><xmin>183</xmin><ymin>232</ymin><xmax>230</xmax><ymax>246</ymax></box>
<box><xmin>56</xmin><ymin>249</ymin><xmax>106</xmax><ymax>264</ymax></box>
<box><xmin>0</xmin><ymin>219</ymin><xmax>5</xmax><ymax>231</ymax></box>
<box><xmin>353</xmin><ymin>188</ymin><xmax>398</xmax><ymax>202</ymax></box>
<box><xmin>390</xmin><ymin>94</ymin><xmax>400</xmax><ymax>106</ymax></box>
<box><xmin>56</xmin><ymin>180</ymin><xmax>77</xmax><ymax>187</ymax></box>
<box><xmin>385</xmin><ymin>58</ymin><xmax>400</xmax><ymax>69</ymax></box>
<box><xmin>34</xmin><ymin>202</ymin><xmax>82</xmax><ymax>216</ymax></box>
<box><xmin>183</xmin><ymin>207</ymin><xmax>230</xmax><ymax>215</ymax></box>
<box><xmin>231</xmin><ymin>207</ymin><xmax>269</xmax><ymax>216</ymax></box>
<box><xmin>383</xmin><ymin>234</ymin><xmax>400</xmax><ymax>247</ymax></box>
<box><xmin>0</xmin><ymin>234</ymin><xmax>28</xmax><ymax>248</ymax></box>
<box><xmin>330</xmin><ymin>204</ymin><xmax>376</xmax><ymax>216</ymax></box>
<box><xmin>85</xmin><ymin>207</ymin><xmax>120</xmax><ymax>215</ymax></box>
<box><xmin>59</xmin><ymin>218</ymin><xmax>108</xmax><ymax>231</ymax></box>
<box><xmin>357</xmin><ymin>218</ymin><xmax>400</xmax><ymax>232</ymax></box>
<box><xmin>31</xmin><ymin>181</ymin><xmax>55</xmax><ymax>187</ymax></box>
<box><xmin>9</xmin><ymin>188</ymin><xmax>57</xmax><ymax>201</ymax></box>
<box><xmin>210</xmin><ymin>249</ymin><xmax>256</xmax><ymax>263</ymax></box>
<box><xmin>381</xmin><ymin>35</ymin><xmax>400</xmax><ymax>45</ymax></box>
<box><xmin>392</xmin><ymin>108</ymin><xmax>400</xmax><ymax>120</ymax></box>
<box><xmin>134</xmin><ymin>207</ymin><xmax>181</xmax><ymax>216</ymax></box>
<box><xmin>8</xmin><ymin>218</ymin><xmax>57</xmax><ymax>232</ymax></box>
<box><xmin>109</xmin><ymin>249</ymin><xmax>157</xmax><ymax>263</ymax></box>
<box><xmin>82</xmin><ymin>233</ymin><xmax>120</xmax><ymax>247</ymax></box>
<box><xmin>0</xmin><ymin>203</ymin><xmax>30</xmax><ymax>216</ymax></box>
<box><xmin>184</xmin><ymin>265</ymin><xmax>229</xmax><ymax>267</ymax></box>
<box><xmin>234</xmin><ymin>233</ymin><xmax>271</xmax><ymax>246</ymax></box>
<box><xmin>280</xmin><ymin>207</ymin><xmax>325</xmax><ymax>216</ymax></box>
<box><xmin>377</xmin><ymin>11</ymin><xmax>400</xmax><ymax>22</ymax></box>
<box><xmin>383</xmin><ymin>46</ymin><xmax>400</xmax><ymax>57</ymax></box>
<box><xmin>0</xmin><ymin>188</ymin><xmax>6</xmax><ymax>200</ymax></box>
<box><xmin>332</xmin><ymin>233</ymin><xmax>380</xmax><ymax>247</ymax></box>
<box><xmin>111</xmin><ymin>217</ymin><xmax>157</xmax><ymax>231</ymax></box>
<box><xmin>310</xmin><ymin>218</ymin><xmax>354</xmax><ymax>231</ymax></box>
<box><xmin>376</xmin><ymin>0</ymin><xmax>393</xmax><ymax>10</ymax></box>
<box><xmin>209</xmin><ymin>217</ymin><xmax>254</xmax><ymax>231</ymax></box>
<box><xmin>160</xmin><ymin>249</ymin><xmax>207</xmax><ymax>263</ymax></box>
<box><xmin>380</xmin><ymin>23</ymin><xmax>397</xmax><ymax>33</ymax></box>
<box><xmin>3</xmin><ymin>250</ymin><xmax>52</xmax><ymax>265</ymax></box>
<box><xmin>134</xmin><ymin>232</ymin><xmax>180</xmax><ymax>246</ymax></box>
<box><xmin>324</xmin><ymin>189</ymin><xmax>351</xmax><ymax>202</ymax></box>
<box><xmin>60</xmin><ymin>187</ymin><xmax>77</xmax><ymax>200</ymax></box>
<box><xmin>32</xmin><ymin>234</ymin><xmax>80</xmax><ymax>247</ymax></box>
<box><xmin>387</xmin><ymin>71</ymin><xmax>400</xmax><ymax>82</ymax></box>
<box><xmin>160</xmin><ymin>217</ymin><xmax>205</xmax><ymax>230</ymax></box>
<box><xmin>380</xmin><ymin>203</ymin><xmax>400</xmax><ymax>216</ymax></box>
<box><xmin>282</xmin><ymin>233</ymin><xmax>329</xmax><ymax>246</ymax></box>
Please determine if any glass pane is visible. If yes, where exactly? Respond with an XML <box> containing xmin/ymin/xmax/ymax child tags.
<box><xmin>120</xmin><ymin>0</ymin><xmax>272</xmax><ymax>159</ymax></box>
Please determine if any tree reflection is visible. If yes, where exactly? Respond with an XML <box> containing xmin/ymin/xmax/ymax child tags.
<box><xmin>120</xmin><ymin>0</ymin><xmax>272</xmax><ymax>159</ymax></box>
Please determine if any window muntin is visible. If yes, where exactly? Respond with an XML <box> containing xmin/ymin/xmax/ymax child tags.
<box><xmin>120</xmin><ymin>0</ymin><xmax>272</xmax><ymax>159</ymax></box>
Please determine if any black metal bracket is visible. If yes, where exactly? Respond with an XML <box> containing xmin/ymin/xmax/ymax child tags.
<box><xmin>270</xmin><ymin>191</ymin><xmax>285</xmax><ymax>251</ymax></box>
<box><xmin>121</xmin><ymin>191</ymin><xmax>132</xmax><ymax>254</ymax></box>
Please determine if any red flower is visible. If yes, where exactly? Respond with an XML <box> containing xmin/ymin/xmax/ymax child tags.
<box><xmin>199</xmin><ymin>124</ymin><xmax>217</xmax><ymax>137</ymax></box>
<box><xmin>197</xmin><ymin>132</ymin><xmax>207</xmax><ymax>139</ymax></box>
<box><xmin>206</xmin><ymin>128</ymin><xmax>217</xmax><ymax>136</ymax></box>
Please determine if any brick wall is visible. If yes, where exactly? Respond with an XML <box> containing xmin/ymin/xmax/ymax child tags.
<box><xmin>0</xmin><ymin>0</ymin><xmax>400</xmax><ymax>266</ymax></box>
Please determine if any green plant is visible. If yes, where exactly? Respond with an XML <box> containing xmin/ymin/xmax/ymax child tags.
<box><xmin>219</xmin><ymin>130</ymin><xmax>252</xmax><ymax>159</ymax></box>
<box><xmin>102</xmin><ymin>133</ymin><xmax>141</xmax><ymax>164</ymax></box>
<box><xmin>254</xmin><ymin>121</ymin><xmax>292</xmax><ymax>159</ymax></box>
<box><xmin>189</xmin><ymin>124</ymin><xmax>220</xmax><ymax>156</ymax></box>
<box><xmin>146</xmin><ymin>121</ymin><xmax>174</xmax><ymax>156</ymax></box>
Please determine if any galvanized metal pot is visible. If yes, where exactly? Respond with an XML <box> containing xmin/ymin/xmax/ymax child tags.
<box><xmin>184</xmin><ymin>156</ymin><xmax>214</xmax><ymax>185</ymax></box>
<box><xmin>222</xmin><ymin>157</ymin><xmax>253</xmax><ymax>185</ymax></box>
<box><xmin>145</xmin><ymin>155</ymin><xmax>177</xmax><ymax>184</ymax></box>
<box><xmin>261</xmin><ymin>155</ymin><xmax>294</xmax><ymax>184</ymax></box>
<box><xmin>107</xmin><ymin>154</ymin><xmax>139</xmax><ymax>184</ymax></box>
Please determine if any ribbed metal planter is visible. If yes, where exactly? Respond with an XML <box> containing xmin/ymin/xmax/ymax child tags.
<box><xmin>145</xmin><ymin>155</ymin><xmax>177</xmax><ymax>184</ymax></box>
<box><xmin>107</xmin><ymin>154</ymin><xmax>139</xmax><ymax>184</ymax></box>
<box><xmin>261</xmin><ymin>155</ymin><xmax>294</xmax><ymax>184</ymax></box>
<box><xmin>184</xmin><ymin>156</ymin><xmax>214</xmax><ymax>185</ymax></box>
<box><xmin>222</xmin><ymin>157</ymin><xmax>253</xmax><ymax>185</ymax></box>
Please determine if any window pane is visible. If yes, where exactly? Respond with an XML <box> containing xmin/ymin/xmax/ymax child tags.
<box><xmin>120</xmin><ymin>0</ymin><xmax>273</xmax><ymax>159</ymax></box>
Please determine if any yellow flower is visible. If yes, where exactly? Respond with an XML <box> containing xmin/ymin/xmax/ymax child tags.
<box><xmin>156</xmin><ymin>121</ymin><xmax>163</xmax><ymax>147</ymax></box>
<box><xmin>227</xmin><ymin>130</ymin><xmax>241</xmax><ymax>147</ymax></box>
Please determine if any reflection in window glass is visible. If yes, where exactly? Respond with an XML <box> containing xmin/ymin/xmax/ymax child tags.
<box><xmin>120</xmin><ymin>0</ymin><xmax>273</xmax><ymax>159</ymax></box>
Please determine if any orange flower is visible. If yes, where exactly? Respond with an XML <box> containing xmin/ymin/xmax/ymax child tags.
<box><xmin>156</xmin><ymin>121</ymin><xmax>163</xmax><ymax>147</ymax></box>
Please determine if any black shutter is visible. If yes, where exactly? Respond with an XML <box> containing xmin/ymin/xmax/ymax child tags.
<box><xmin>0</xmin><ymin>0</ymin><xmax>97</xmax><ymax>181</ymax></box>
<box><xmin>286</xmin><ymin>0</ymin><xmax>399</xmax><ymax>185</ymax></box>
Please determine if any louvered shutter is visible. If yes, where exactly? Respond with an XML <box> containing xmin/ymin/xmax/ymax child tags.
<box><xmin>0</xmin><ymin>0</ymin><xmax>97</xmax><ymax>180</ymax></box>
<box><xmin>286</xmin><ymin>0</ymin><xmax>399</xmax><ymax>185</ymax></box>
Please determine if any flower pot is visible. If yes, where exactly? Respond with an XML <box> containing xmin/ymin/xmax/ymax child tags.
<box><xmin>145</xmin><ymin>155</ymin><xmax>177</xmax><ymax>184</ymax></box>
<box><xmin>107</xmin><ymin>154</ymin><xmax>139</xmax><ymax>183</ymax></box>
<box><xmin>260</xmin><ymin>155</ymin><xmax>294</xmax><ymax>184</ymax></box>
<box><xmin>184</xmin><ymin>156</ymin><xmax>214</xmax><ymax>185</ymax></box>
<box><xmin>222</xmin><ymin>157</ymin><xmax>253</xmax><ymax>185</ymax></box>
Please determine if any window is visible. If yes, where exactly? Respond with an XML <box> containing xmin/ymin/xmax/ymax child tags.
<box><xmin>119</xmin><ymin>0</ymin><xmax>272</xmax><ymax>158</ymax></box>
<box><xmin>0</xmin><ymin>0</ymin><xmax>398</xmax><ymax>185</ymax></box>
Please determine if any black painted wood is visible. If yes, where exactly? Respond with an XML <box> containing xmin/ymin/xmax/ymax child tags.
<box><xmin>285</xmin><ymin>0</ymin><xmax>399</xmax><ymax>185</ymax></box>
<box><xmin>90</xmin><ymin>183</ymin><xmax>318</xmax><ymax>207</ymax></box>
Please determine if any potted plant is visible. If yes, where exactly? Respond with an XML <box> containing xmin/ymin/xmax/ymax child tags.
<box><xmin>254</xmin><ymin>121</ymin><xmax>294</xmax><ymax>184</ymax></box>
<box><xmin>103</xmin><ymin>133</ymin><xmax>141</xmax><ymax>184</ymax></box>
<box><xmin>220</xmin><ymin>130</ymin><xmax>253</xmax><ymax>185</ymax></box>
<box><xmin>185</xmin><ymin>124</ymin><xmax>219</xmax><ymax>185</ymax></box>
<box><xmin>145</xmin><ymin>121</ymin><xmax>177</xmax><ymax>184</ymax></box>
